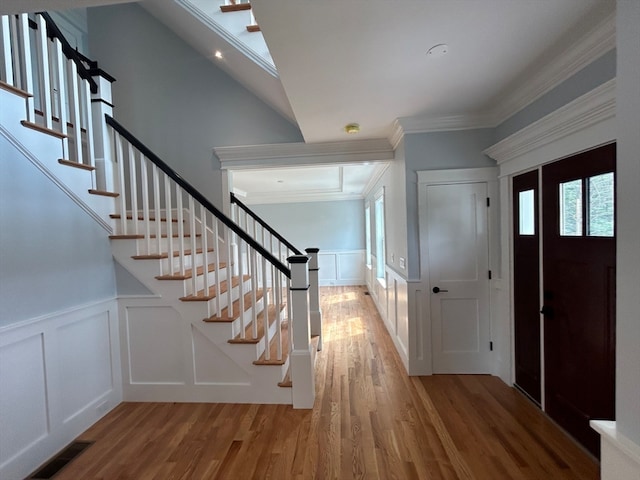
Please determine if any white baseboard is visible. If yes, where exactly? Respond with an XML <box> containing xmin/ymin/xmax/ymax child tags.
<box><xmin>0</xmin><ymin>299</ymin><xmax>122</xmax><ymax>480</ymax></box>
<box><xmin>591</xmin><ymin>421</ymin><xmax>640</xmax><ymax>480</ymax></box>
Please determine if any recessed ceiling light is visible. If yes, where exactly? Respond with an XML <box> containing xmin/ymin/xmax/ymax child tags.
<box><xmin>426</xmin><ymin>44</ymin><xmax>448</xmax><ymax>58</ymax></box>
<box><xmin>344</xmin><ymin>123</ymin><xmax>360</xmax><ymax>134</ymax></box>
<box><xmin>214</xmin><ymin>50</ymin><xmax>223</xmax><ymax>59</ymax></box>
<box><xmin>277</xmin><ymin>180</ymin><xmax>284</xmax><ymax>183</ymax></box>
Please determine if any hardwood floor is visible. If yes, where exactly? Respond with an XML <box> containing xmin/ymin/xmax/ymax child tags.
<box><xmin>53</xmin><ymin>286</ymin><xmax>598</xmax><ymax>479</ymax></box>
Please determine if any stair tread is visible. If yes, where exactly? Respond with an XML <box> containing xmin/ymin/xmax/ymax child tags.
<box><xmin>205</xmin><ymin>289</ymin><xmax>264</xmax><ymax>322</ymax></box>
<box><xmin>110</xmin><ymin>233</ymin><xmax>201</xmax><ymax>239</ymax></box>
<box><xmin>180</xmin><ymin>274</ymin><xmax>250</xmax><ymax>301</ymax></box>
<box><xmin>110</xmin><ymin>214</ymin><xmax>181</xmax><ymax>223</ymax></box>
<box><xmin>246</xmin><ymin>24</ymin><xmax>261</xmax><ymax>32</ymax></box>
<box><xmin>229</xmin><ymin>302</ymin><xmax>284</xmax><ymax>344</ymax></box>
<box><xmin>277</xmin><ymin>335</ymin><xmax>319</xmax><ymax>388</ymax></box>
<box><xmin>220</xmin><ymin>3</ymin><xmax>251</xmax><ymax>12</ymax></box>
<box><xmin>89</xmin><ymin>189</ymin><xmax>119</xmax><ymax>198</ymax></box>
<box><xmin>0</xmin><ymin>80</ymin><xmax>32</xmax><ymax>98</ymax></box>
<box><xmin>156</xmin><ymin>262</ymin><xmax>227</xmax><ymax>280</ymax></box>
<box><xmin>58</xmin><ymin>158</ymin><xmax>95</xmax><ymax>171</ymax></box>
<box><xmin>253</xmin><ymin>321</ymin><xmax>289</xmax><ymax>366</ymax></box>
<box><xmin>132</xmin><ymin>247</ymin><xmax>214</xmax><ymax>260</ymax></box>
<box><xmin>21</xmin><ymin>120</ymin><xmax>67</xmax><ymax>139</ymax></box>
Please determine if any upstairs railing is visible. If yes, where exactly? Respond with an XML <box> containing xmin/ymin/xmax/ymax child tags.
<box><xmin>0</xmin><ymin>12</ymin><xmax>104</xmax><ymax>183</ymax></box>
<box><xmin>0</xmin><ymin>11</ymin><xmax>318</xmax><ymax>408</ymax></box>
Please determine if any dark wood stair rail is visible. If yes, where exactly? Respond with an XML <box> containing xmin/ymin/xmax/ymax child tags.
<box><xmin>104</xmin><ymin>114</ymin><xmax>290</xmax><ymax>279</ymax></box>
<box><xmin>230</xmin><ymin>192</ymin><xmax>303</xmax><ymax>256</ymax></box>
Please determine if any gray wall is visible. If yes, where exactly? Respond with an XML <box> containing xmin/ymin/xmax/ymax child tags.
<box><xmin>87</xmin><ymin>3</ymin><xmax>303</xmax><ymax>209</ymax></box>
<box><xmin>251</xmin><ymin>200</ymin><xmax>365</xmax><ymax>252</ymax></box>
<box><xmin>616</xmin><ymin>0</ymin><xmax>640</xmax><ymax>447</ymax></box>
<box><xmin>403</xmin><ymin>128</ymin><xmax>496</xmax><ymax>279</ymax></box>
<box><xmin>495</xmin><ymin>49</ymin><xmax>616</xmax><ymax>141</ymax></box>
<box><xmin>0</xmin><ymin>137</ymin><xmax>116</xmax><ymax>326</ymax></box>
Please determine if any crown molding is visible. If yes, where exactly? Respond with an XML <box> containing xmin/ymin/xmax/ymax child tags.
<box><xmin>484</xmin><ymin>79</ymin><xmax>615</xmax><ymax>165</ymax></box>
<box><xmin>488</xmin><ymin>10</ymin><xmax>616</xmax><ymax>126</ymax></box>
<box><xmin>176</xmin><ymin>0</ymin><xmax>278</xmax><ymax>78</ymax></box>
<box><xmin>216</xmin><ymin>139</ymin><xmax>394</xmax><ymax>169</ymax></box>
<box><xmin>238</xmin><ymin>190</ymin><xmax>365</xmax><ymax>205</ymax></box>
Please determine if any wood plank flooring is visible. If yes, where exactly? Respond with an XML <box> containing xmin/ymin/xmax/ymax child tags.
<box><xmin>53</xmin><ymin>286</ymin><xmax>598</xmax><ymax>480</ymax></box>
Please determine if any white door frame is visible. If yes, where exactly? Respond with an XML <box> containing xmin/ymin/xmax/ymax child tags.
<box><xmin>417</xmin><ymin>167</ymin><xmax>499</xmax><ymax>375</ymax></box>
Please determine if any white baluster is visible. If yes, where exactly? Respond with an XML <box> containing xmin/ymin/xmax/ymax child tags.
<box><xmin>164</xmin><ymin>175</ymin><xmax>175</xmax><ymax>276</ymax></box>
<box><xmin>226</xmin><ymin>225</ymin><xmax>234</xmax><ymax>317</ymax></box>
<box><xmin>152</xmin><ymin>164</ymin><xmax>162</xmax><ymax>256</ymax></box>
<box><xmin>176</xmin><ymin>191</ymin><xmax>186</xmax><ymax>277</ymax></box>
<box><xmin>127</xmin><ymin>144</ymin><xmax>138</xmax><ymax>240</ymax></box>
<box><xmin>238</xmin><ymin>238</ymin><xmax>246</xmax><ymax>337</ymax></box>
<box><xmin>201</xmin><ymin>205</ymin><xmax>210</xmax><ymax>302</ymax></box>
<box><xmin>19</xmin><ymin>15</ymin><xmax>35</xmax><ymax>121</ymax></box>
<box><xmin>82</xmin><ymin>79</ymin><xmax>96</xmax><ymax>169</ymax></box>
<box><xmin>250</xmin><ymin>248</ymin><xmax>258</xmax><ymax>339</ymax></box>
<box><xmin>52</xmin><ymin>38</ymin><xmax>68</xmax><ymax>158</ymax></box>
<box><xmin>140</xmin><ymin>154</ymin><xmax>150</xmax><ymax>255</ymax></box>
<box><xmin>1</xmin><ymin>16</ymin><xmax>14</xmax><ymax>85</ymax></box>
<box><xmin>66</xmin><ymin>59</ymin><xmax>82</xmax><ymax>164</ymax></box>
<box><xmin>213</xmin><ymin>218</ymin><xmax>221</xmax><ymax>317</ymax></box>
<box><xmin>35</xmin><ymin>15</ymin><xmax>52</xmax><ymax>130</ymax></box>
<box><xmin>189</xmin><ymin>196</ymin><xmax>198</xmax><ymax>297</ymax></box>
<box><xmin>115</xmin><ymin>132</ymin><xmax>127</xmax><ymax>235</ymax></box>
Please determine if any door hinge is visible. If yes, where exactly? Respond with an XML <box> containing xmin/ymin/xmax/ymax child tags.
<box><xmin>488</xmin><ymin>270</ymin><xmax>492</xmax><ymax>280</ymax></box>
<box><xmin>490</xmin><ymin>341</ymin><xmax>494</xmax><ymax>351</ymax></box>
<box><xmin>486</xmin><ymin>197</ymin><xmax>490</xmax><ymax>207</ymax></box>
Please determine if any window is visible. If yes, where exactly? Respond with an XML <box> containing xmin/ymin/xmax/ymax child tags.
<box><xmin>365</xmin><ymin>203</ymin><xmax>372</xmax><ymax>266</ymax></box>
<box><xmin>588</xmin><ymin>172</ymin><xmax>614</xmax><ymax>237</ymax></box>
<box><xmin>518</xmin><ymin>189</ymin><xmax>535</xmax><ymax>235</ymax></box>
<box><xmin>560</xmin><ymin>179</ymin><xmax>583</xmax><ymax>236</ymax></box>
<box><xmin>559</xmin><ymin>173</ymin><xmax>615</xmax><ymax>237</ymax></box>
<box><xmin>374</xmin><ymin>189</ymin><xmax>386</xmax><ymax>279</ymax></box>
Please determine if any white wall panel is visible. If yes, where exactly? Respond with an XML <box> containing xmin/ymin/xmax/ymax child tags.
<box><xmin>125</xmin><ymin>306</ymin><xmax>184</xmax><ymax>384</ymax></box>
<box><xmin>58</xmin><ymin>313</ymin><xmax>114</xmax><ymax>422</ymax></box>
<box><xmin>318</xmin><ymin>250</ymin><xmax>365</xmax><ymax>286</ymax></box>
<box><xmin>0</xmin><ymin>299</ymin><xmax>121</xmax><ymax>480</ymax></box>
<box><xmin>0</xmin><ymin>334</ymin><xmax>48</xmax><ymax>470</ymax></box>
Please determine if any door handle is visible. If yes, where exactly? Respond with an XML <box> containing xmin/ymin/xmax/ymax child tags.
<box><xmin>540</xmin><ymin>305</ymin><xmax>554</xmax><ymax>317</ymax></box>
<box><xmin>432</xmin><ymin>286</ymin><xmax>449</xmax><ymax>293</ymax></box>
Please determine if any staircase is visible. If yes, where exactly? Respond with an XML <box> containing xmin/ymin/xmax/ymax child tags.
<box><xmin>0</xmin><ymin>11</ymin><xmax>320</xmax><ymax>408</ymax></box>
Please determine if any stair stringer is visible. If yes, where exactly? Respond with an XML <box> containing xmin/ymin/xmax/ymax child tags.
<box><xmin>0</xmin><ymin>88</ymin><xmax>116</xmax><ymax>232</ymax></box>
<box><xmin>113</xmin><ymin>238</ymin><xmax>293</xmax><ymax>404</ymax></box>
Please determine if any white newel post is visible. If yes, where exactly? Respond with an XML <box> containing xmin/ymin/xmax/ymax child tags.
<box><xmin>90</xmin><ymin>71</ymin><xmax>115</xmax><ymax>191</ymax></box>
<box><xmin>305</xmin><ymin>248</ymin><xmax>322</xmax><ymax>351</ymax></box>
<box><xmin>288</xmin><ymin>255</ymin><xmax>315</xmax><ymax>409</ymax></box>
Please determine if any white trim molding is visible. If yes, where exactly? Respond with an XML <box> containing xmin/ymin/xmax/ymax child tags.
<box><xmin>484</xmin><ymin>79</ymin><xmax>616</xmax><ymax>176</ymax></box>
<box><xmin>215</xmin><ymin>139</ymin><xmax>394</xmax><ymax>169</ymax></box>
<box><xmin>591</xmin><ymin>421</ymin><xmax>640</xmax><ymax>480</ymax></box>
<box><xmin>489</xmin><ymin>11</ymin><xmax>616</xmax><ymax>126</ymax></box>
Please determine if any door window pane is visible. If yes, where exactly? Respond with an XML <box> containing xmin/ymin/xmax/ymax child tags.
<box><xmin>588</xmin><ymin>172</ymin><xmax>614</xmax><ymax>237</ymax></box>
<box><xmin>518</xmin><ymin>189</ymin><xmax>535</xmax><ymax>235</ymax></box>
<box><xmin>560</xmin><ymin>180</ymin><xmax>582</xmax><ymax>236</ymax></box>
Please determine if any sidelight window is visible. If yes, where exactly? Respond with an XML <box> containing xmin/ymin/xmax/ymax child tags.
<box><xmin>518</xmin><ymin>189</ymin><xmax>535</xmax><ymax>235</ymax></box>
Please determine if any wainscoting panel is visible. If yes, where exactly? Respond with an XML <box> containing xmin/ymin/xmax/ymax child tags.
<box><xmin>0</xmin><ymin>299</ymin><xmax>121</xmax><ymax>480</ymax></box>
<box><xmin>124</xmin><ymin>306</ymin><xmax>185</xmax><ymax>384</ymax></box>
<box><xmin>366</xmin><ymin>266</ymin><xmax>409</xmax><ymax>372</ymax></box>
<box><xmin>318</xmin><ymin>250</ymin><xmax>365</xmax><ymax>286</ymax></box>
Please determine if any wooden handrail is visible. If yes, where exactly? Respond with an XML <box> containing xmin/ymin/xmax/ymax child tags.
<box><xmin>230</xmin><ymin>192</ymin><xmax>302</xmax><ymax>255</ymax></box>
<box><xmin>105</xmin><ymin>114</ymin><xmax>291</xmax><ymax>278</ymax></box>
<box><xmin>35</xmin><ymin>12</ymin><xmax>99</xmax><ymax>93</ymax></box>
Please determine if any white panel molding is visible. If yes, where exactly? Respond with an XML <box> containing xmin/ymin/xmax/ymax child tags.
<box><xmin>484</xmin><ymin>79</ymin><xmax>616</xmax><ymax>175</ymax></box>
<box><xmin>317</xmin><ymin>250</ymin><xmax>365</xmax><ymax>286</ymax></box>
<box><xmin>0</xmin><ymin>299</ymin><xmax>121</xmax><ymax>480</ymax></box>
<box><xmin>216</xmin><ymin>139</ymin><xmax>394</xmax><ymax>169</ymax></box>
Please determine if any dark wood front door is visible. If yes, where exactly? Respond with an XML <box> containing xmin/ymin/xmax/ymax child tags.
<box><xmin>513</xmin><ymin>170</ymin><xmax>541</xmax><ymax>404</ymax></box>
<box><xmin>541</xmin><ymin>143</ymin><xmax>616</xmax><ymax>457</ymax></box>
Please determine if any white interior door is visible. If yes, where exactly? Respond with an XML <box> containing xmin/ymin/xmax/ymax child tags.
<box><xmin>423</xmin><ymin>182</ymin><xmax>491</xmax><ymax>373</ymax></box>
